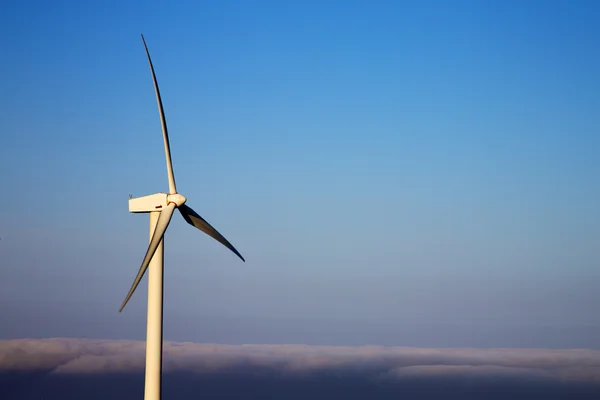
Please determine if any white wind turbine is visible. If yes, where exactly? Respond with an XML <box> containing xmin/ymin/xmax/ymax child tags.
<box><xmin>119</xmin><ymin>34</ymin><xmax>245</xmax><ymax>400</ymax></box>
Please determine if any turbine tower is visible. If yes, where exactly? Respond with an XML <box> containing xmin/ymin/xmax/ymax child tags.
<box><xmin>120</xmin><ymin>34</ymin><xmax>245</xmax><ymax>400</ymax></box>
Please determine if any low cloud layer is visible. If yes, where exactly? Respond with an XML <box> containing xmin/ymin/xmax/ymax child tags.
<box><xmin>2</xmin><ymin>338</ymin><xmax>600</xmax><ymax>399</ymax></box>
<box><xmin>2</xmin><ymin>338</ymin><xmax>600</xmax><ymax>382</ymax></box>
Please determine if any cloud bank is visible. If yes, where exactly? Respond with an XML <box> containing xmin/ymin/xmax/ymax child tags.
<box><xmin>2</xmin><ymin>338</ymin><xmax>600</xmax><ymax>399</ymax></box>
<box><xmin>3</xmin><ymin>338</ymin><xmax>600</xmax><ymax>382</ymax></box>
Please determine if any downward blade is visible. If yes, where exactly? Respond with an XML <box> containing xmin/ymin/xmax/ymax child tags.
<box><xmin>119</xmin><ymin>203</ymin><xmax>177</xmax><ymax>312</ymax></box>
<box><xmin>141</xmin><ymin>34</ymin><xmax>177</xmax><ymax>194</ymax></box>
<box><xmin>179</xmin><ymin>204</ymin><xmax>245</xmax><ymax>262</ymax></box>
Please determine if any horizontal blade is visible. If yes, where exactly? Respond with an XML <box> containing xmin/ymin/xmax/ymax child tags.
<box><xmin>179</xmin><ymin>204</ymin><xmax>245</xmax><ymax>262</ymax></box>
<box><xmin>141</xmin><ymin>34</ymin><xmax>177</xmax><ymax>194</ymax></box>
<box><xmin>119</xmin><ymin>203</ymin><xmax>176</xmax><ymax>312</ymax></box>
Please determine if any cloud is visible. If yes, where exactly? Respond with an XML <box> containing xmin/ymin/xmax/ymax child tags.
<box><xmin>1</xmin><ymin>337</ymin><xmax>600</xmax><ymax>385</ymax></box>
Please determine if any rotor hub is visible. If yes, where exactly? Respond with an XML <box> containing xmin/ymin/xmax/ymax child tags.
<box><xmin>167</xmin><ymin>193</ymin><xmax>187</xmax><ymax>207</ymax></box>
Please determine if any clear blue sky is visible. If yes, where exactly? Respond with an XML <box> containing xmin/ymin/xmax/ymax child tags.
<box><xmin>1</xmin><ymin>0</ymin><xmax>599</xmax><ymax>348</ymax></box>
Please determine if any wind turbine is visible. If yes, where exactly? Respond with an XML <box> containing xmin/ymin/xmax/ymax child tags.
<box><xmin>120</xmin><ymin>34</ymin><xmax>245</xmax><ymax>400</ymax></box>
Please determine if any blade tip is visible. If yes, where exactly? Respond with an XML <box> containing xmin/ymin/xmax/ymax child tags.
<box><xmin>231</xmin><ymin>248</ymin><xmax>245</xmax><ymax>262</ymax></box>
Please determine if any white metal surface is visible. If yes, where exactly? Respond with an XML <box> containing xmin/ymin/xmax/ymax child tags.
<box><xmin>145</xmin><ymin>211</ymin><xmax>164</xmax><ymax>400</ymax></box>
<box><xmin>128</xmin><ymin>193</ymin><xmax>185</xmax><ymax>213</ymax></box>
<box><xmin>129</xmin><ymin>193</ymin><xmax>169</xmax><ymax>213</ymax></box>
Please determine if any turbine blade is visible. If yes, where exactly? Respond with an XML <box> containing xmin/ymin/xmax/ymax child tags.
<box><xmin>119</xmin><ymin>203</ymin><xmax>177</xmax><ymax>312</ymax></box>
<box><xmin>179</xmin><ymin>204</ymin><xmax>245</xmax><ymax>262</ymax></box>
<box><xmin>141</xmin><ymin>34</ymin><xmax>177</xmax><ymax>194</ymax></box>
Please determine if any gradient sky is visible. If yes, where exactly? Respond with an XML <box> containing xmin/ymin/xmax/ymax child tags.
<box><xmin>1</xmin><ymin>0</ymin><xmax>599</xmax><ymax>348</ymax></box>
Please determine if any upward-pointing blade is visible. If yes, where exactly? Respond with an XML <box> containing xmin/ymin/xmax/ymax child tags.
<box><xmin>119</xmin><ymin>203</ymin><xmax>177</xmax><ymax>312</ymax></box>
<box><xmin>179</xmin><ymin>204</ymin><xmax>245</xmax><ymax>262</ymax></box>
<box><xmin>141</xmin><ymin>34</ymin><xmax>177</xmax><ymax>195</ymax></box>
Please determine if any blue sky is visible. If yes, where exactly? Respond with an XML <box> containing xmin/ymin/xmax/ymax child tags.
<box><xmin>0</xmin><ymin>0</ymin><xmax>599</xmax><ymax>348</ymax></box>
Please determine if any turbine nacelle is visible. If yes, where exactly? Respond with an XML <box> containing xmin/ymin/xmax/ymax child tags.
<box><xmin>128</xmin><ymin>192</ymin><xmax>169</xmax><ymax>213</ymax></box>
<box><xmin>128</xmin><ymin>192</ymin><xmax>186</xmax><ymax>213</ymax></box>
